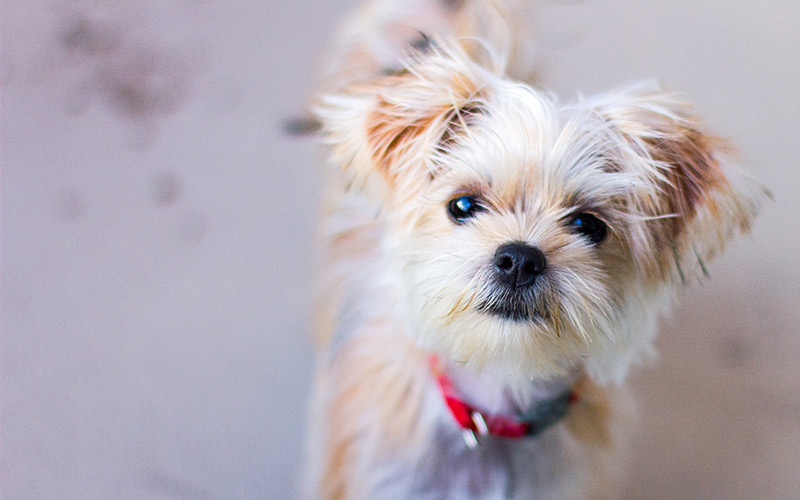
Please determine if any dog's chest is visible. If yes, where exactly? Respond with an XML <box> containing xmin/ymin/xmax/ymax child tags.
<box><xmin>373</xmin><ymin>417</ymin><xmax>584</xmax><ymax>499</ymax></box>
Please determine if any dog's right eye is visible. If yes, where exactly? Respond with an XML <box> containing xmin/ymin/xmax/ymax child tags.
<box><xmin>569</xmin><ymin>213</ymin><xmax>608</xmax><ymax>245</ymax></box>
<box><xmin>447</xmin><ymin>195</ymin><xmax>483</xmax><ymax>223</ymax></box>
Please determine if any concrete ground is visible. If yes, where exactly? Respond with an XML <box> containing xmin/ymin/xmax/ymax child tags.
<box><xmin>2</xmin><ymin>0</ymin><xmax>798</xmax><ymax>498</ymax></box>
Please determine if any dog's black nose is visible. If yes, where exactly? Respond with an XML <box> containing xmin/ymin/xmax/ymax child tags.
<box><xmin>493</xmin><ymin>243</ymin><xmax>546</xmax><ymax>289</ymax></box>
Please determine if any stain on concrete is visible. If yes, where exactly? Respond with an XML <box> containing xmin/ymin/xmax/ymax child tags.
<box><xmin>151</xmin><ymin>172</ymin><xmax>181</xmax><ymax>207</ymax></box>
<box><xmin>60</xmin><ymin>16</ymin><xmax>121</xmax><ymax>57</ymax></box>
<box><xmin>178</xmin><ymin>210</ymin><xmax>208</xmax><ymax>244</ymax></box>
<box><xmin>718</xmin><ymin>335</ymin><xmax>754</xmax><ymax>370</ymax></box>
<box><xmin>57</xmin><ymin>191</ymin><xmax>86</xmax><ymax>222</ymax></box>
<box><xmin>148</xmin><ymin>471</ymin><xmax>213</xmax><ymax>500</ymax></box>
<box><xmin>99</xmin><ymin>48</ymin><xmax>190</xmax><ymax>119</ymax></box>
<box><xmin>55</xmin><ymin>6</ymin><xmax>199</xmax><ymax>138</ymax></box>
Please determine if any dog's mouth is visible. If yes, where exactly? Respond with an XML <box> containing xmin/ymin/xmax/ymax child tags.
<box><xmin>464</xmin><ymin>266</ymin><xmax>559</xmax><ymax>323</ymax></box>
<box><xmin>476</xmin><ymin>293</ymin><xmax>549</xmax><ymax>323</ymax></box>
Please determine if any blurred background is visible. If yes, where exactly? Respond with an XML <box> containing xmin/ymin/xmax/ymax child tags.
<box><xmin>2</xmin><ymin>0</ymin><xmax>798</xmax><ymax>498</ymax></box>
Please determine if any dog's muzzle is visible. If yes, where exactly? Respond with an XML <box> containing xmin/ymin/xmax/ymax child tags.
<box><xmin>477</xmin><ymin>242</ymin><xmax>548</xmax><ymax>322</ymax></box>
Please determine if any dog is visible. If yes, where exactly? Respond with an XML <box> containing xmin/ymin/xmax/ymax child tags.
<box><xmin>304</xmin><ymin>1</ymin><xmax>766</xmax><ymax>498</ymax></box>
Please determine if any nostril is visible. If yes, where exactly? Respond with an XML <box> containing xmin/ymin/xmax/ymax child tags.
<box><xmin>496</xmin><ymin>255</ymin><xmax>514</xmax><ymax>271</ymax></box>
<box><xmin>522</xmin><ymin>260</ymin><xmax>541</xmax><ymax>276</ymax></box>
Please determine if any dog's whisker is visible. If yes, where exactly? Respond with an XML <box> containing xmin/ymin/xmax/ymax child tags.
<box><xmin>672</xmin><ymin>246</ymin><xmax>687</xmax><ymax>284</ymax></box>
<box><xmin>694</xmin><ymin>247</ymin><xmax>710</xmax><ymax>278</ymax></box>
<box><xmin>420</xmin><ymin>261</ymin><xmax>482</xmax><ymax>314</ymax></box>
<box><xmin>441</xmin><ymin>269</ymin><xmax>484</xmax><ymax>320</ymax></box>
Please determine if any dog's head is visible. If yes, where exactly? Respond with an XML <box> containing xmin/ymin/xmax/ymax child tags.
<box><xmin>316</xmin><ymin>44</ymin><xmax>766</xmax><ymax>382</ymax></box>
<box><xmin>319</xmin><ymin>0</ymin><xmax>538</xmax><ymax>91</ymax></box>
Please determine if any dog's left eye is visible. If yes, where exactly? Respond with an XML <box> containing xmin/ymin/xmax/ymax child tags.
<box><xmin>447</xmin><ymin>195</ymin><xmax>483</xmax><ymax>223</ymax></box>
<box><xmin>569</xmin><ymin>213</ymin><xmax>608</xmax><ymax>244</ymax></box>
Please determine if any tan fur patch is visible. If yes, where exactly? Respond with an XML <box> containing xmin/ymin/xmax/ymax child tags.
<box><xmin>565</xmin><ymin>377</ymin><xmax>614</xmax><ymax>449</ymax></box>
<box><xmin>313</xmin><ymin>197</ymin><xmax>383</xmax><ymax>349</ymax></box>
<box><xmin>317</xmin><ymin>330</ymin><xmax>432</xmax><ymax>499</ymax></box>
<box><xmin>649</xmin><ymin>129</ymin><xmax>729</xmax><ymax>238</ymax></box>
<box><xmin>364</xmin><ymin>71</ymin><xmax>485</xmax><ymax>186</ymax></box>
<box><xmin>367</xmin><ymin>100</ymin><xmax>443</xmax><ymax>182</ymax></box>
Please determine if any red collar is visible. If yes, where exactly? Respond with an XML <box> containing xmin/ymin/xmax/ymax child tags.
<box><xmin>431</xmin><ymin>357</ymin><xmax>579</xmax><ymax>446</ymax></box>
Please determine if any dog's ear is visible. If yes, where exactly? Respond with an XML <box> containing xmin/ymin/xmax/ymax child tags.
<box><xmin>314</xmin><ymin>47</ymin><xmax>488</xmax><ymax>198</ymax></box>
<box><xmin>592</xmin><ymin>85</ymin><xmax>768</xmax><ymax>279</ymax></box>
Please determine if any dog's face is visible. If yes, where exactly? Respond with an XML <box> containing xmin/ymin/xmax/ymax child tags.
<box><xmin>317</xmin><ymin>47</ymin><xmax>763</xmax><ymax>381</ymax></box>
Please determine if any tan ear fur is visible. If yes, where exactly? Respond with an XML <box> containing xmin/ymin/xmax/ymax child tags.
<box><xmin>593</xmin><ymin>86</ymin><xmax>768</xmax><ymax>279</ymax></box>
<box><xmin>366</xmin><ymin>90</ymin><xmax>483</xmax><ymax>186</ymax></box>
<box><xmin>644</xmin><ymin>129</ymin><xmax>728</xmax><ymax>239</ymax></box>
<box><xmin>315</xmin><ymin>47</ymin><xmax>489</xmax><ymax>197</ymax></box>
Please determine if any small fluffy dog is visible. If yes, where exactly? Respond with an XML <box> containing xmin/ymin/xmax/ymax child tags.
<box><xmin>305</xmin><ymin>1</ymin><xmax>766</xmax><ymax>498</ymax></box>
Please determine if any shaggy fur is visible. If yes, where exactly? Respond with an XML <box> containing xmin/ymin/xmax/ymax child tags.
<box><xmin>305</xmin><ymin>1</ymin><xmax>766</xmax><ymax>498</ymax></box>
